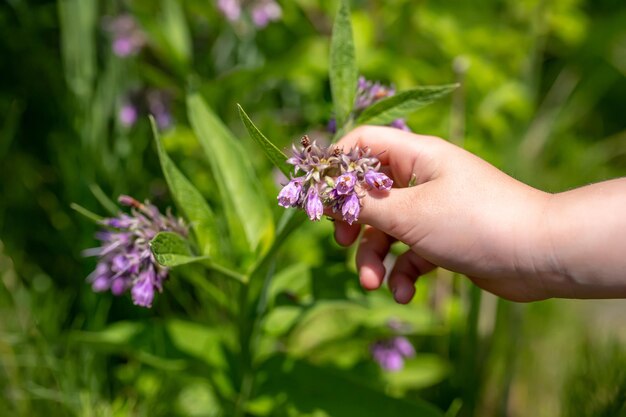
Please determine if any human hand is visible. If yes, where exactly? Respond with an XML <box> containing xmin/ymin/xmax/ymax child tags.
<box><xmin>331</xmin><ymin>126</ymin><xmax>554</xmax><ymax>304</ymax></box>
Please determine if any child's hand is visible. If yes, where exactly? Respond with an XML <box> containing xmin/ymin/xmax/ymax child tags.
<box><xmin>332</xmin><ymin>126</ymin><xmax>626</xmax><ymax>303</ymax></box>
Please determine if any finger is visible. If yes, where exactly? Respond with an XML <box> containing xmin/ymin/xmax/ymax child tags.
<box><xmin>334</xmin><ymin>219</ymin><xmax>361</xmax><ymax>247</ymax></box>
<box><xmin>388</xmin><ymin>250</ymin><xmax>436</xmax><ymax>304</ymax></box>
<box><xmin>356</xmin><ymin>227</ymin><xmax>395</xmax><ymax>290</ymax></box>
<box><xmin>324</xmin><ymin>186</ymin><xmax>425</xmax><ymax>242</ymax></box>
<box><xmin>336</xmin><ymin>125</ymin><xmax>444</xmax><ymax>187</ymax></box>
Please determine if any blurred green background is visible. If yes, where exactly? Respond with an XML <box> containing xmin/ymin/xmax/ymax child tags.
<box><xmin>1</xmin><ymin>0</ymin><xmax>625</xmax><ymax>416</ymax></box>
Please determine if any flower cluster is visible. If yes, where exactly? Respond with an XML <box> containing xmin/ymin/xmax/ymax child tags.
<box><xmin>328</xmin><ymin>76</ymin><xmax>410</xmax><ymax>133</ymax></box>
<box><xmin>278</xmin><ymin>136</ymin><xmax>392</xmax><ymax>224</ymax></box>
<box><xmin>370</xmin><ymin>336</ymin><xmax>416</xmax><ymax>371</ymax></box>
<box><xmin>217</xmin><ymin>0</ymin><xmax>282</xmax><ymax>28</ymax></box>
<box><xmin>102</xmin><ymin>14</ymin><xmax>147</xmax><ymax>58</ymax></box>
<box><xmin>84</xmin><ymin>196</ymin><xmax>187</xmax><ymax>308</ymax></box>
<box><xmin>118</xmin><ymin>89</ymin><xmax>174</xmax><ymax>130</ymax></box>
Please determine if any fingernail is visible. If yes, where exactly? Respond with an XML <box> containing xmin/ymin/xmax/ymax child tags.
<box><xmin>396</xmin><ymin>284</ymin><xmax>414</xmax><ymax>304</ymax></box>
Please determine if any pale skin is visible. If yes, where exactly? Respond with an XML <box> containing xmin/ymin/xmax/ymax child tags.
<box><xmin>330</xmin><ymin>125</ymin><xmax>626</xmax><ymax>304</ymax></box>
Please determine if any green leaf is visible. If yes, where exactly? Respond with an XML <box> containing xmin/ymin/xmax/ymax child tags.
<box><xmin>237</xmin><ymin>104</ymin><xmax>291</xmax><ymax>178</ymax></box>
<box><xmin>248</xmin><ymin>208</ymin><xmax>306</xmax><ymax>276</ymax></box>
<box><xmin>151</xmin><ymin>117</ymin><xmax>220</xmax><ymax>258</ymax></box>
<box><xmin>150</xmin><ymin>232</ymin><xmax>245</xmax><ymax>282</ymax></box>
<box><xmin>89</xmin><ymin>183</ymin><xmax>118</xmax><ymax>215</ymax></box>
<box><xmin>383</xmin><ymin>354</ymin><xmax>450</xmax><ymax>392</ymax></box>
<box><xmin>70</xmin><ymin>202</ymin><xmax>103</xmax><ymax>223</ymax></box>
<box><xmin>329</xmin><ymin>0</ymin><xmax>358</xmax><ymax>126</ymax></box>
<box><xmin>258</xmin><ymin>355</ymin><xmax>444</xmax><ymax>417</ymax></box>
<box><xmin>70</xmin><ymin>321</ymin><xmax>144</xmax><ymax>348</ymax></box>
<box><xmin>356</xmin><ymin>84</ymin><xmax>459</xmax><ymax>126</ymax></box>
<box><xmin>187</xmin><ymin>94</ymin><xmax>274</xmax><ymax>255</ymax></box>
<box><xmin>160</xmin><ymin>0</ymin><xmax>192</xmax><ymax>65</ymax></box>
<box><xmin>150</xmin><ymin>231</ymin><xmax>202</xmax><ymax>267</ymax></box>
<box><xmin>165</xmin><ymin>319</ymin><xmax>228</xmax><ymax>368</ymax></box>
<box><xmin>58</xmin><ymin>0</ymin><xmax>97</xmax><ymax>104</ymax></box>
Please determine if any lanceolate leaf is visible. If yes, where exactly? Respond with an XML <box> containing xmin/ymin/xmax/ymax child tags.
<box><xmin>150</xmin><ymin>231</ymin><xmax>200</xmax><ymax>267</ymax></box>
<box><xmin>237</xmin><ymin>104</ymin><xmax>291</xmax><ymax>177</ymax></box>
<box><xmin>150</xmin><ymin>232</ymin><xmax>245</xmax><ymax>282</ymax></box>
<box><xmin>151</xmin><ymin>117</ymin><xmax>220</xmax><ymax>258</ymax></box>
<box><xmin>187</xmin><ymin>94</ymin><xmax>274</xmax><ymax>255</ymax></box>
<box><xmin>356</xmin><ymin>84</ymin><xmax>459</xmax><ymax>126</ymax></box>
<box><xmin>259</xmin><ymin>355</ymin><xmax>444</xmax><ymax>417</ymax></box>
<box><xmin>329</xmin><ymin>0</ymin><xmax>357</xmax><ymax>126</ymax></box>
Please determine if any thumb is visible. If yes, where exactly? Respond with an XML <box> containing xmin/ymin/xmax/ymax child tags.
<box><xmin>356</xmin><ymin>186</ymin><xmax>422</xmax><ymax>241</ymax></box>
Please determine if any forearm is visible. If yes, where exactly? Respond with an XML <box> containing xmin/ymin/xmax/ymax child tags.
<box><xmin>540</xmin><ymin>178</ymin><xmax>626</xmax><ymax>299</ymax></box>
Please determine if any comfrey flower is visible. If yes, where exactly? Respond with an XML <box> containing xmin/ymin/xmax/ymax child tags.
<box><xmin>147</xmin><ymin>90</ymin><xmax>174</xmax><ymax>130</ymax></box>
<box><xmin>370</xmin><ymin>336</ymin><xmax>416</xmax><ymax>372</ymax></box>
<box><xmin>117</xmin><ymin>89</ymin><xmax>174</xmax><ymax>130</ymax></box>
<box><xmin>216</xmin><ymin>0</ymin><xmax>282</xmax><ymax>28</ymax></box>
<box><xmin>119</xmin><ymin>101</ymin><xmax>138</xmax><ymax>128</ymax></box>
<box><xmin>103</xmin><ymin>14</ymin><xmax>146</xmax><ymax>58</ymax></box>
<box><xmin>84</xmin><ymin>195</ymin><xmax>187</xmax><ymax>308</ymax></box>
<box><xmin>328</xmin><ymin>76</ymin><xmax>411</xmax><ymax>133</ymax></box>
<box><xmin>278</xmin><ymin>135</ymin><xmax>393</xmax><ymax>225</ymax></box>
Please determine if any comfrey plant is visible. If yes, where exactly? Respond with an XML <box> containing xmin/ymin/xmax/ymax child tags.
<box><xmin>371</xmin><ymin>336</ymin><xmax>416</xmax><ymax>371</ymax></box>
<box><xmin>329</xmin><ymin>76</ymin><xmax>410</xmax><ymax>133</ymax></box>
<box><xmin>278</xmin><ymin>135</ymin><xmax>392</xmax><ymax>224</ymax></box>
<box><xmin>118</xmin><ymin>89</ymin><xmax>174</xmax><ymax>129</ymax></box>
<box><xmin>84</xmin><ymin>195</ymin><xmax>187</xmax><ymax>307</ymax></box>
<box><xmin>76</xmin><ymin>1</ymin><xmax>458</xmax><ymax>415</ymax></box>
<box><xmin>217</xmin><ymin>0</ymin><xmax>282</xmax><ymax>28</ymax></box>
<box><xmin>102</xmin><ymin>14</ymin><xmax>146</xmax><ymax>58</ymax></box>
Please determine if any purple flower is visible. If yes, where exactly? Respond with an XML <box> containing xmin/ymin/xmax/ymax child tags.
<box><xmin>327</xmin><ymin>118</ymin><xmax>337</xmax><ymax>134</ymax></box>
<box><xmin>335</xmin><ymin>172</ymin><xmax>357</xmax><ymax>195</ymax></box>
<box><xmin>389</xmin><ymin>118</ymin><xmax>410</xmax><ymax>131</ymax></box>
<box><xmin>353</xmin><ymin>76</ymin><xmax>411</xmax><ymax>131</ymax></box>
<box><xmin>279</xmin><ymin>135</ymin><xmax>390</xmax><ymax>224</ymax></box>
<box><xmin>217</xmin><ymin>0</ymin><xmax>242</xmax><ymax>21</ymax></box>
<box><xmin>305</xmin><ymin>187</ymin><xmax>323</xmax><ymax>221</ymax></box>
<box><xmin>251</xmin><ymin>0</ymin><xmax>282</xmax><ymax>28</ymax></box>
<box><xmin>217</xmin><ymin>0</ymin><xmax>281</xmax><ymax>28</ymax></box>
<box><xmin>132</xmin><ymin>268</ymin><xmax>156</xmax><ymax>307</ymax></box>
<box><xmin>364</xmin><ymin>170</ymin><xmax>393</xmax><ymax>191</ymax></box>
<box><xmin>103</xmin><ymin>14</ymin><xmax>146</xmax><ymax>58</ymax></box>
<box><xmin>84</xmin><ymin>195</ymin><xmax>187</xmax><ymax>308</ymax></box>
<box><xmin>370</xmin><ymin>336</ymin><xmax>416</xmax><ymax>372</ymax></box>
<box><xmin>341</xmin><ymin>193</ymin><xmax>360</xmax><ymax>225</ymax></box>
<box><xmin>119</xmin><ymin>103</ymin><xmax>138</xmax><ymax>127</ymax></box>
<box><xmin>372</xmin><ymin>348</ymin><xmax>404</xmax><ymax>371</ymax></box>
<box><xmin>392</xmin><ymin>336</ymin><xmax>416</xmax><ymax>358</ymax></box>
<box><xmin>147</xmin><ymin>90</ymin><xmax>173</xmax><ymax>130</ymax></box>
<box><xmin>278</xmin><ymin>177</ymin><xmax>303</xmax><ymax>208</ymax></box>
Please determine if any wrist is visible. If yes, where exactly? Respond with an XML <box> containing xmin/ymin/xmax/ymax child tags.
<box><xmin>515</xmin><ymin>191</ymin><xmax>564</xmax><ymax>300</ymax></box>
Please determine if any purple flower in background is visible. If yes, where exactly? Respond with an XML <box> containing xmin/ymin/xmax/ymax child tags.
<box><xmin>327</xmin><ymin>118</ymin><xmax>337</xmax><ymax>135</ymax></box>
<box><xmin>279</xmin><ymin>135</ymin><xmax>392</xmax><ymax>224</ymax></box>
<box><xmin>103</xmin><ymin>14</ymin><xmax>146</xmax><ymax>58</ymax></box>
<box><xmin>117</xmin><ymin>89</ymin><xmax>174</xmax><ymax>130</ymax></box>
<box><xmin>147</xmin><ymin>90</ymin><xmax>174</xmax><ymax>130</ymax></box>
<box><xmin>389</xmin><ymin>118</ymin><xmax>410</xmax><ymax>131</ymax></box>
<box><xmin>328</xmin><ymin>76</ymin><xmax>411</xmax><ymax>133</ymax></box>
<box><xmin>370</xmin><ymin>336</ymin><xmax>416</xmax><ymax>372</ymax></box>
<box><xmin>251</xmin><ymin>0</ymin><xmax>282</xmax><ymax>28</ymax></box>
<box><xmin>119</xmin><ymin>102</ymin><xmax>138</xmax><ymax>127</ymax></box>
<box><xmin>84</xmin><ymin>195</ymin><xmax>187</xmax><ymax>308</ymax></box>
<box><xmin>217</xmin><ymin>0</ymin><xmax>242</xmax><ymax>21</ymax></box>
<box><xmin>216</xmin><ymin>0</ymin><xmax>282</xmax><ymax>28</ymax></box>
